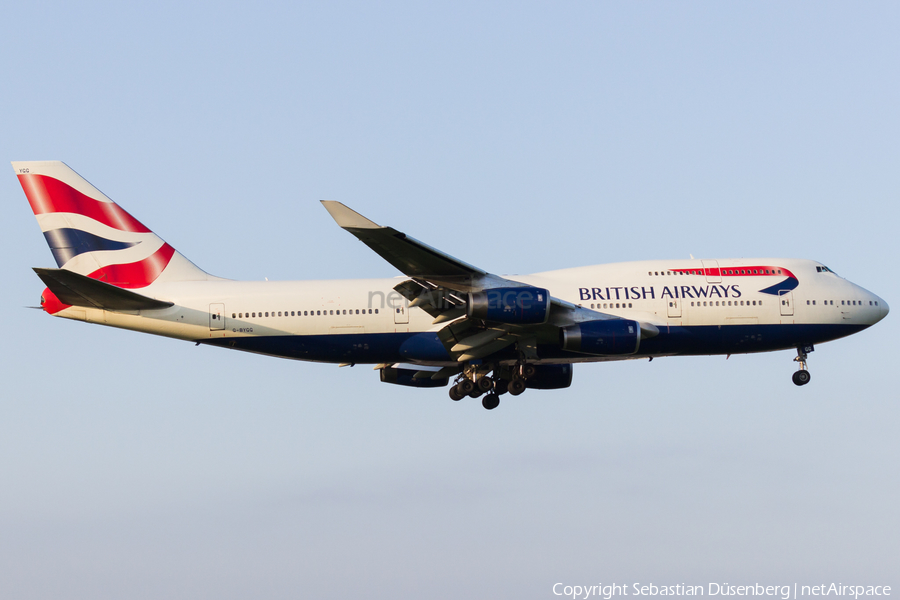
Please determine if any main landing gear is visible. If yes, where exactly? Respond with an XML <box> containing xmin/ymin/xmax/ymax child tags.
<box><xmin>448</xmin><ymin>362</ymin><xmax>537</xmax><ymax>409</ymax></box>
<box><xmin>792</xmin><ymin>345</ymin><xmax>813</xmax><ymax>386</ymax></box>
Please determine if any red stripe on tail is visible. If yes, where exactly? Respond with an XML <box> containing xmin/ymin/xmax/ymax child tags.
<box><xmin>18</xmin><ymin>174</ymin><xmax>151</xmax><ymax>233</ymax></box>
<box><xmin>88</xmin><ymin>243</ymin><xmax>175</xmax><ymax>288</ymax></box>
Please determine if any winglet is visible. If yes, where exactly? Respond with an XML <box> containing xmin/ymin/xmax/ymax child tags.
<box><xmin>320</xmin><ymin>201</ymin><xmax>381</xmax><ymax>229</ymax></box>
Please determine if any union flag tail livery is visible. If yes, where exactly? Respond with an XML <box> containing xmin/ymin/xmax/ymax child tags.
<box><xmin>14</xmin><ymin>161</ymin><xmax>890</xmax><ymax>409</ymax></box>
<box><xmin>15</xmin><ymin>161</ymin><xmax>212</xmax><ymax>288</ymax></box>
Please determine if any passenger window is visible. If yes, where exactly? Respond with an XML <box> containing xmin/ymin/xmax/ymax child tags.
<box><xmin>375</xmin><ymin>309</ymin><xmax>379</xmax><ymax>314</ymax></box>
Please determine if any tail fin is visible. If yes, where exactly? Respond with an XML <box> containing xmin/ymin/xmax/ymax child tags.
<box><xmin>13</xmin><ymin>161</ymin><xmax>216</xmax><ymax>289</ymax></box>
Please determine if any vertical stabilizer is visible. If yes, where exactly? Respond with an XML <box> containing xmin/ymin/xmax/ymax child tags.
<box><xmin>13</xmin><ymin>161</ymin><xmax>217</xmax><ymax>289</ymax></box>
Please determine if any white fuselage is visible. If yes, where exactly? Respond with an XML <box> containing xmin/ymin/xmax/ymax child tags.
<box><xmin>46</xmin><ymin>258</ymin><xmax>887</xmax><ymax>364</ymax></box>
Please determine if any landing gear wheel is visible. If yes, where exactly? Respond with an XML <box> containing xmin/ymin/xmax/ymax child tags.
<box><xmin>792</xmin><ymin>370</ymin><xmax>811</xmax><ymax>386</ymax></box>
<box><xmin>459</xmin><ymin>380</ymin><xmax>475</xmax><ymax>395</ymax></box>
<box><xmin>495</xmin><ymin>379</ymin><xmax>510</xmax><ymax>395</ymax></box>
<box><xmin>482</xmin><ymin>393</ymin><xmax>500</xmax><ymax>410</ymax></box>
<box><xmin>508</xmin><ymin>379</ymin><xmax>527</xmax><ymax>396</ymax></box>
<box><xmin>449</xmin><ymin>385</ymin><xmax>464</xmax><ymax>401</ymax></box>
<box><xmin>469</xmin><ymin>387</ymin><xmax>484</xmax><ymax>399</ymax></box>
<box><xmin>477</xmin><ymin>377</ymin><xmax>493</xmax><ymax>393</ymax></box>
<box><xmin>522</xmin><ymin>364</ymin><xmax>536</xmax><ymax>379</ymax></box>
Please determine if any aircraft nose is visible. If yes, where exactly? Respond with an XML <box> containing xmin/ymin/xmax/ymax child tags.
<box><xmin>869</xmin><ymin>292</ymin><xmax>889</xmax><ymax>324</ymax></box>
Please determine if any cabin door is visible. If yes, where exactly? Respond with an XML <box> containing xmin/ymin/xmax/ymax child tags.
<box><xmin>209</xmin><ymin>303</ymin><xmax>226</xmax><ymax>330</ymax></box>
<box><xmin>701</xmin><ymin>259</ymin><xmax>722</xmax><ymax>284</ymax></box>
<box><xmin>667</xmin><ymin>299</ymin><xmax>682</xmax><ymax>318</ymax></box>
<box><xmin>779</xmin><ymin>291</ymin><xmax>794</xmax><ymax>317</ymax></box>
<box><xmin>393</xmin><ymin>301</ymin><xmax>409</xmax><ymax>324</ymax></box>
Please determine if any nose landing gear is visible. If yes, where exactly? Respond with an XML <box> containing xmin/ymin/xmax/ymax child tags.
<box><xmin>792</xmin><ymin>345</ymin><xmax>813</xmax><ymax>386</ymax></box>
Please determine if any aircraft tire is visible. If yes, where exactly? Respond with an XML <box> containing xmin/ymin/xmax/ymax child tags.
<box><xmin>449</xmin><ymin>385</ymin><xmax>465</xmax><ymax>401</ymax></box>
<box><xmin>522</xmin><ymin>364</ymin><xmax>537</xmax><ymax>379</ymax></box>
<box><xmin>508</xmin><ymin>379</ymin><xmax>527</xmax><ymax>396</ymax></box>
<box><xmin>459</xmin><ymin>380</ymin><xmax>475</xmax><ymax>395</ymax></box>
<box><xmin>792</xmin><ymin>370</ymin><xmax>811</xmax><ymax>386</ymax></box>
<box><xmin>482</xmin><ymin>393</ymin><xmax>500</xmax><ymax>410</ymax></box>
<box><xmin>477</xmin><ymin>377</ymin><xmax>493</xmax><ymax>393</ymax></box>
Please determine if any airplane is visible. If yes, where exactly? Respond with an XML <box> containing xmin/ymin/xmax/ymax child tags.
<box><xmin>14</xmin><ymin>161</ymin><xmax>889</xmax><ymax>409</ymax></box>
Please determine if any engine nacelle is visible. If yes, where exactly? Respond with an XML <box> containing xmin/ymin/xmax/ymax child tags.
<box><xmin>467</xmin><ymin>287</ymin><xmax>551</xmax><ymax>324</ymax></box>
<box><xmin>560</xmin><ymin>319</ymin><xmax>641</xmax><ymax>355</ymax></box>
<box><xmin>380</xmin><ymin>367</ymin><xmax>449</xmax><ymax>388</ymax></box>
<box><xmin>525</xmin><ymin>364</ymin><xmax>573</xmax><ymax>390</ymax></box>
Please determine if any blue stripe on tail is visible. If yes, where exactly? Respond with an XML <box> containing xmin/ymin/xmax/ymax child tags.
<box><xmin>43</xmin><ymin>228</ymin><xmax>139</xmax><ymax>267</ymax></box>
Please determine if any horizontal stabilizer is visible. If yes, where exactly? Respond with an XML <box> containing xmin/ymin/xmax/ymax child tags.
<box><xmin>33</xmin><ymin>268</ymin><xmax>174</xmax><ymax>311</ymax></box>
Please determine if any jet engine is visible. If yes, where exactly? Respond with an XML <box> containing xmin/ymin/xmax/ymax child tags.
<box><xmin>525</xmin><ymin>364</ymin><xmax>574</xmax><ymax>390</ymax></box>
<box><xmin>380</xmin><ymin>366</ymin><xmax>449</xmax><ymax>388</ymax></box>
<box><xmin>467</xmin><ymin>287</ymin><xmax>551</xmax><ymax>324</ymax></box>
<box><xmin>560</xmin><ymin>319</ymin><xmax>641</xmax><ymax>355</ymax></box>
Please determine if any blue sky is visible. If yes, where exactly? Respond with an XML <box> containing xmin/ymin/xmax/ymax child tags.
<box><xmin>1</xmin><ymin>2</ymin><xmax>898</xmax><ymax>598</ymax></box>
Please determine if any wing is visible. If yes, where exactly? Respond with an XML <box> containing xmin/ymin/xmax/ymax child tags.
<box><xmin>322</xmin><ymin>201</ymin><xmax>654</xmax><ymax>365</ymax></box>
<box><xmin>320</xmin><ymin>201</ymin><xmax>499</xmax><ymax>289</ymax></box>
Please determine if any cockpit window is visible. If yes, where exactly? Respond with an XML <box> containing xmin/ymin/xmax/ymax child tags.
<box><xmin>816</xmin><ymin>265</ymin><xmax>838</xmax><ymax>275</ymax></box>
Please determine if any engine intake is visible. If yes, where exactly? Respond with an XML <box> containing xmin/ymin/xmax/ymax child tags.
<box><xmin>560</xmin><ymin>319</ymin><xmax>641</xmax><ymax>355</ymax></box>
<box><xmin>467</xmin><ymin>287</ymin><xmax>551</xmax><ymax>324</ymax></box>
